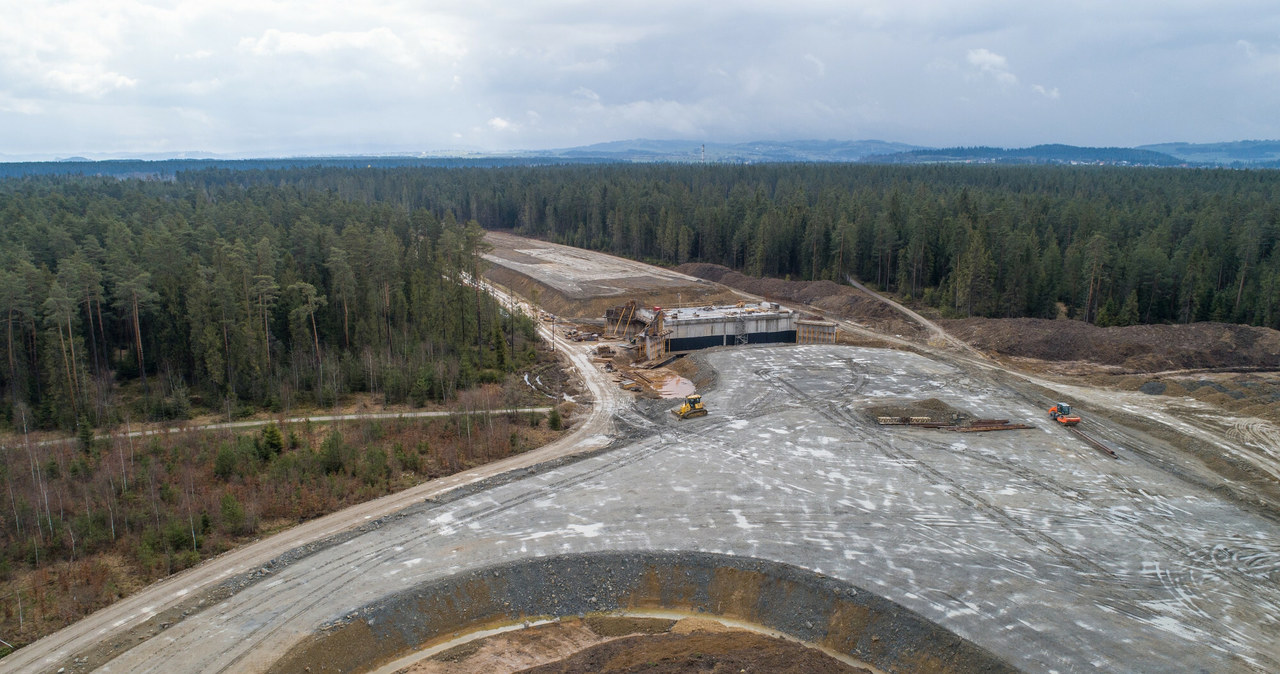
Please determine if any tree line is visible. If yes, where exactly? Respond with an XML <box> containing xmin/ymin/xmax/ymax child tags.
<box><xmin>206</xmin><ymin>162</ymin><xmax>1280</xmax><ymax>329</ymax></box>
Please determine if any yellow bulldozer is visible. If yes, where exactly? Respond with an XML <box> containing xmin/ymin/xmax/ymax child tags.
<box><xmin>672</xmin><ymin>394</ymin><xmax>708</xmax><ymax>419</ymax></box>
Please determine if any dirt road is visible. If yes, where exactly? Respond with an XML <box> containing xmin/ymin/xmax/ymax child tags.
<box><xmin>844</xmin><ymin>274</ymin><xmax>986</xmax><ymax>358</ymax></box>
<box><xmin>19</xmin><ymin>408</ymin><xmax>556</xmax><ymax>451</ymax></box>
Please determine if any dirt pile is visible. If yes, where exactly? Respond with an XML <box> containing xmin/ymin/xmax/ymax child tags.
<box><xmin>865</xmin><ymin>398</ymin><xmax>969</xmax><ymax>423</ymax></box>
<box><xmin>941</xmin><ymin>318</ymin><xmax>1280</xmax><ymax>372</ymax></box>
<box><xmin>1098</xmin><ymin>371</ymin><xmax>1280</xmax><ymax>424</ymax></box>
<box><xmin>667</xmin><ymin>354</ymin><xmax>717</xmax><ymax>391</ymax></box>
<box><xmin>675</xmin><ymin>263</ymin><xmax>922</xmax><ymax>336</ymax></box>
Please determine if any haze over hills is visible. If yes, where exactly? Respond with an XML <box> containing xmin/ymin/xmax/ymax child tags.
<box><xmin>1136</xmin><ymin>140</ymin><xmax>1280</xmax><ymax>165</ymax></box>
<box><xmin>5</xmin><ymin>139</ymin><xmax>1280</xmax><ymax>177</ymax></box>
<box><xmin>533</xmin><ymin>139</ymin><xmax>1280</xmax><ymax>167</ymax></box>
<box><xmin>532</xmin><ymin>139</ymin><xmax>923</xmax><ymax>163</ymax></box>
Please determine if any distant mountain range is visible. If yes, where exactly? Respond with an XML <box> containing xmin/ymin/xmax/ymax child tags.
<box><xmin>532</xmin><ymin>139</ymin><xmax>1280</xmax><ymax>167</ymax></box>
<box><xmin>863</xmin><ymin>140</ymin><xmax>1280</xmax><ymax>167</ymax></box>
<box><xmin>532</xmin><ymin>139</ymin><xmax>921</xmax><ymax>163</ymax></box>
<box><xmin>1135</xmin><ymin>140</ymin><xmax>1280</xmax><ymax>165</ymax></box>
<box><xmin>6</xmin><ymin>139</ymin><xmax>1280</xmax><ymax>177</ymax></box>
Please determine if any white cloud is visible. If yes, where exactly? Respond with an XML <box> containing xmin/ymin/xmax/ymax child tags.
<box><xmin>1033</xmin><ymin>84</ymin><xmax>1061</xmax><ymax>100</ymax></box>
<box><xmin>488</xmin><ymin>117</ymin><xmax>513</xmax><ymax>131</ymax></box>
<box><xmin>176</xmin><ymin>78</ymin><xmax>225</xmax><ymax>96</ymax></box>
<box><xmin>0</xmin><ymin>93</ymin><xmax>42</xmax><ymax>115</ymax></box>
<box><xmin>804</xmin><ymin>54</ymin><xmax>826</xmax><ymax>78</ymax></box>
<box><xmin>43</xmin><ymin>67</ymin><xmax>138</xmax><ymax>97</ymax></box>
<box><xmin>238</xmin><ymin>28</ymin><xmax>419</xmax><ymax>68</ymax></box>
<box><xmin>967</xmin><ymin>48</ymin><xmax>1018</xmax><ymax>85</ymax></box>
<box><xmin>559</xmin><ymin>59</ymin><xmax>612</xmax><ymax>74</ymax></box>
<box><xmin>1236</xmin><ymin>38</ymin><xmax>1280</xmax><ymax>74</ymax></box>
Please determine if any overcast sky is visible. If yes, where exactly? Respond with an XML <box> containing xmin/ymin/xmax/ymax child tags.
<box><xmin>3</xmin><ymin>1</ymin><xmax>1279</xmax><ymax>159</ymax></box>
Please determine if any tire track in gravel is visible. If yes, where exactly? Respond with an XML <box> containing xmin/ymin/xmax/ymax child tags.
<box><xmin>756</xmin><ymin>367</ymin><xmax>1113</xmax><ymax>578</ymax></box>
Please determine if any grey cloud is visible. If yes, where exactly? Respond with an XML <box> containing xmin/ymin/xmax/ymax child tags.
<box><xmin>1</xmin><ymin>1</ymin><xmax>1279</xmax><ymax>157</ymax></box>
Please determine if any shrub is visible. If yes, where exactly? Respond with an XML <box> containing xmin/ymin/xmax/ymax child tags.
<box><xmin>394</xmin><ymin>442</ymin><xmax>421</xmax><ymax>473</ymax></box>
<box><xmin>320</xmin><ymin>431</ymin><xmax>346</xmax><ymax>474</ymax></box>
<box><xmin>165</xmin><ymin>519</ymin><xmax>197</xmax><ymax>552</ymax></box>
<box><xmin>362</xmin><ymin>447</ymin><xmax>389</xmax><ymax>485</ymax></box>
<box><xmin>220</xmin><ymin>492</ymin><xmax>246</xmax><ymax>535</ymax></box>
<box><xmin>77</xmin><ymin>417</ymin><xmax>96</xmax><ymax>455</ymax></box>
<box><xmin>260</xmin><ymin>423</ymin><xmax>284</xmax><ymax>459</ymax></box>
<box><xmin>214</xmin><ymin>444</ymin><xmax>239</xmax><ymax>480</ymax></box>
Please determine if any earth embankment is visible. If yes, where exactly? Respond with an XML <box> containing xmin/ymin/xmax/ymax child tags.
<box><xmin>940</xmin><ymin>317</ymin><xmax>1280</xmax><ymax>372</ymax></box>
<box><xmin>268</xmin><ymin>552</ymin><xmax>1014</xmax><ymax>674</ymax></box>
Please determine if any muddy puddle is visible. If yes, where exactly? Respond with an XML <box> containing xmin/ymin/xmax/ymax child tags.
<box><xmin>643</xmin><ymin>368</ymin><xmax>696</xmax><ymax>398</ymax></box>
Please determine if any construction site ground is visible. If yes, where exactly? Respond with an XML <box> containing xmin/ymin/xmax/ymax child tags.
<box><xmin>6</xmin><ymin>232</ymin><xmax>1280</xmax><ymax>673</ymax></box>
<box><xmin>484</xmin><ymin>231</ymin><xmax>741</xmax><ymax>321</ymax></box>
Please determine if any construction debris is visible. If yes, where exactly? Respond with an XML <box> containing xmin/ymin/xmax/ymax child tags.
<box><xmin>876</xmin><ymin>416</ymin><xmax>1033</xmax><ymax>432</ymax></box>
<box><xmin>1067</xmin><ymin>426</ymin><xmax>1120</xmax><ymax>458</ymax></box>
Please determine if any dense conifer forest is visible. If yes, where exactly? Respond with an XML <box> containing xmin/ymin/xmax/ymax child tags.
<box><xmin>214</xmin><ymin>162</ymin><xmax>1280</xmax><ymax>329</ymax></box>
<box><xmin>0</xmin><ymin>177</ymin><xmax>538</xmax><ymax>432</ymax></box>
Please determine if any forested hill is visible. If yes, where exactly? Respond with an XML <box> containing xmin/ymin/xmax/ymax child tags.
<box><xmin>202</xmin><ymin>163</ymin><xmax>1280</xmax><ymax>330</ymax></box>
<box><xmin>864</xmin><ymin>144</ymin><xmax>1185</xmax><ymax>166</ymax></box>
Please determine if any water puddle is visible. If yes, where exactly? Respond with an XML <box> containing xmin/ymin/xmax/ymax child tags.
<box><xmin>644</xmin><ymin>369</ymin><xmax>696</xmax><ymax>398</ymax></box>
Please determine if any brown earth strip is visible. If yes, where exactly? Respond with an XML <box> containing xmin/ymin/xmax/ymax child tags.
<box><xmin>940</xmin><ymin>317</ymin><xmax>1280</xmax><ymax>372</ymax></box>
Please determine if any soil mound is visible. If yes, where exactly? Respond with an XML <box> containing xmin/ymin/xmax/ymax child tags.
<box><xmin>866</xmin><ymin>398</ymin><xmax>968</xmax><ymax>422</ymax></box>
<box><xmin>520</xmin><ymin>630</ymin><xmax>867</xmax><ymax>674</ymax></box>
<box><xmin>941</xmin><ymin>318</ymin><xmax>1280</xmax><ymax>372</ymax></box>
